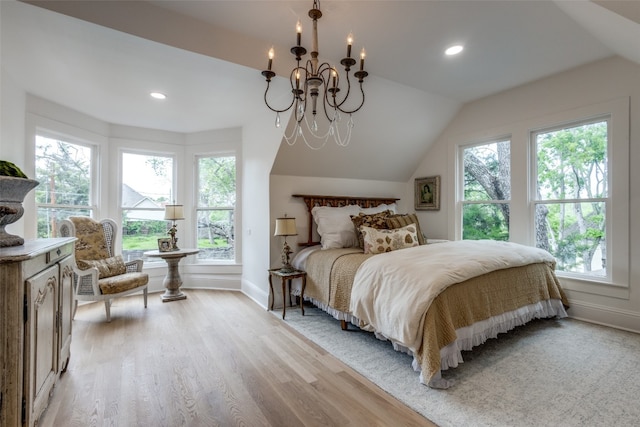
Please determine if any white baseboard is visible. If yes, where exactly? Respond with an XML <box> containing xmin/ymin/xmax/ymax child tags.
<box><xmin>146</xmin><ymin>273</ymin><xmax>241</xmax><ymax>294</ymax></box>
<box><xmin>567</xmin><ymin>299</ymin><xmax>640</xmax><ymax>334</ymax></box>
<box><xmin>241</xmin><ymin>277</ymin><xmax>269</xmax><ymax>309</ymax></box>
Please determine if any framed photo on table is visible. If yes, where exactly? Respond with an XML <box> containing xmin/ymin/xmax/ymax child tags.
<box><xmin>158</xmin><ymin>238</ymin><xmax>172</xmax><ymax>252</ymax></box>
<box><xmin>415</xmin><ymin>175</ymin><xmax>440</xmax><ymax>211</ymax></box>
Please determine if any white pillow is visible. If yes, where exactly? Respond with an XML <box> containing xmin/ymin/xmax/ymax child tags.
<box><xmin>312</xmin><ymin>205</ymin><xmax>361</xmax><ymax>249</ymax></box>
<box><xmin>361</xmin><ymin>224</ymin><xmax>420</xmax><ymax>254</ymax></box>
<box><xmin>360</xmin><ymin>203</ymin><xmax>397</xmax><ymax>214</ymax></box>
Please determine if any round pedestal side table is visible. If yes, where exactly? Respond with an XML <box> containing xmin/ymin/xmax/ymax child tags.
<box><xmin>144</xmin><ymin>248</ymin><xmax>199</xmax><ymax>302</ymax></box>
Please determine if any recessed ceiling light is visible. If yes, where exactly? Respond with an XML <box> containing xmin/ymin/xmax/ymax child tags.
<box><xmin>150</xmin><ymin>92</ymin><xmax>166</xmax><ymax>100</ymax></box>
<box><xmin>445</xmin><ymin>45</ymin><xmax>464</xmax><ymax>56</ymax></box>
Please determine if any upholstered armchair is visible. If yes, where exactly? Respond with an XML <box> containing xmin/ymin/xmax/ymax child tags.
<box><xmin>58</xmin><ymin>217</ymin><xmax>149</xmax><ymax>322</ymax></box>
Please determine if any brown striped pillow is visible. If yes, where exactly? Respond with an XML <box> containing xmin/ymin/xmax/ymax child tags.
<box><xmin>386</xmin><ymin>213</ymin><xmax>426</xmax><ymax>245</ymax></box>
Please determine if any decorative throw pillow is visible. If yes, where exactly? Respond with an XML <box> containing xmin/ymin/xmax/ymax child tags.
<box><xmin>386</xmin><ymin>213</ymin><xmax>426</xmax><ymax>245</ymax></box>
<box><xmin>351</xmin><ymin>210</ymin><xmax>393</xmax><ymax>249</ymax></box>
<box><xmin>77</xmin><ymin>255</ymin><xmax>127</xmax><ymax>279</ymax></box>
<box><xmin>312</xmin><ymin>205</ymin><xmax>362</xmax><ymax>249</ymax></box>
<box><xmin>361</xmin><ymin>224</ymin><xmax>420</xmax><ymax>254</ymax></box>
<box><xmin>69</xmin><ymin>216</ymin><xmax>110</xmax><ymax>261</ymax></box>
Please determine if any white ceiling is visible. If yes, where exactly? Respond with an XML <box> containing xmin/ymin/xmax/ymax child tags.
<box><xmin>3</xmin><ymin>1</ymin><xmax>639</xmax><ymax>182</ymax></box>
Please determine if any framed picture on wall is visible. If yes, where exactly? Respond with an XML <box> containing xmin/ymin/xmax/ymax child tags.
<box><xmin>415</xmin><ymin>175</ymin><xmax>440</xmax><ymax>211</ymax></box>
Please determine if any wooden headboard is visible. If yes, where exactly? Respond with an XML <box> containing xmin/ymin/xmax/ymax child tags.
<box><xmin>292</xmin><ymin>194</ymin><xmax>400</xmax><ymax>246</ymax></box>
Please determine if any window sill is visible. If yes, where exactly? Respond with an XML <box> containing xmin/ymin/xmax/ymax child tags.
<box><xmin>559</xmin><ymin>275</ymin><xmax>629</xmax><ymax>300</ymax></box>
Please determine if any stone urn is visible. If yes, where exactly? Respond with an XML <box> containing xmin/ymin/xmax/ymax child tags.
<box><xmin>0</xmin><ymin>176</ymin><xmax>39</xmax><ymax>247</ymax></box>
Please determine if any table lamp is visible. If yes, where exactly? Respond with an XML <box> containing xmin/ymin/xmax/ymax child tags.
<box><xmin>164</xmin><ymin>204</ymin><xmax>184</xmax><ymax>250</ymax></box>
<box><xmin>274</xmin><ymin>216</ymin><xmax>297</xmax><ymax>273</ymax></box>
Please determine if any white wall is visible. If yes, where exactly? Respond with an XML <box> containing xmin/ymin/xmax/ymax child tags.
<box><xmin>240</xmin><ymin>114</ymin><xmax>287</xmax><ymax>307</ymax></box>
<box><xmin>0</xmin><ymin>70</ymin><xmax>27</xmax><ymax>238</ymax></box>
<box><xmin>0</xmin><ymin>71</ymin><xmax>26</xmax><ymax>163</ymax></box>
<box><xmin>412</xmin><ymin>56</ymin><xmax>640</xmax><ymax>333</ymax></box>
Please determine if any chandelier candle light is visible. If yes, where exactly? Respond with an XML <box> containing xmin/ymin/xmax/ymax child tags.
<box><xmin>274</xmin><ymin>217</ymin><xmax>298</xmax><ymax>273</ymax></box>
<box><xmin>261</xmin><ymin>0</ymin><xmax>368</xmax><ymax>149</ymax></box>
<box><xmin>164</xmin><ymin>204</ymin><xmax>184</xmax><ymax>251</ymax></box>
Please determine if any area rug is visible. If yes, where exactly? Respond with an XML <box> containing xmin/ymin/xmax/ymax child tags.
<box><xmin>278</xmin><ymin>306</ymin><xmax>640</xmax><ymax>427</ymax></box>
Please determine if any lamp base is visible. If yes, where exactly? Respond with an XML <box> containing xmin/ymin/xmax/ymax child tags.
<box><xmin>279</xmin><ymin>239</ymin><xmax>294</xmax><ymax>273</ymax></box>
<box><xmin>279</xmin><ymin>264</ymin><xmax>295</xmax><ymax>274</ymax></box>
<box><xmin>168</xmin><ymin>223</ymin><xmax>179</xmax><ymax>250</ymax></box>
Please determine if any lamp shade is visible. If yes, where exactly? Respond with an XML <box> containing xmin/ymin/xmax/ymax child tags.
<box><xmin>164</xmin><ymin>204</ymin><xmax>185</xmax><ymax>220</ymax></box>
<box><xmin>274</xmin><ymin>217</ymin><xmax>297</xmax><ymax>236</ymax></box>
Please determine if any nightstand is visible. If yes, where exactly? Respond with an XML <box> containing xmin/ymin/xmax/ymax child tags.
<box><xmin>268</xmin><ymin>268</ymin><xmax>307</xmax><ymax>319</ymax></box>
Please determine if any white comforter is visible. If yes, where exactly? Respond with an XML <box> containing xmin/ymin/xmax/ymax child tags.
<box><xmin>349</xmin><ymin>240</ymin><xmax>556</xmax><ymax>352</ymax></box>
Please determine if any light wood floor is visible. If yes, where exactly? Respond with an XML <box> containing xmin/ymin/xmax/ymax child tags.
<box><xmin>40</xmin><ymin>290</ymin><xmax>434</xmax><ymax>427</ymax></box>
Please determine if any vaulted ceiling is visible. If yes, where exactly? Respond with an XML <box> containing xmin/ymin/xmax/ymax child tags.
<box><xmin>3</xmin><ymin>1</ymin><xmax>639</xmax><ymax>181</ymax></box>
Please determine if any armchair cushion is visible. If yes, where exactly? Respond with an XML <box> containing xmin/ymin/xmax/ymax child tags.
<box><xmin>78</xmin><ymin>255</ymin><xmax>127</xmax><ymax>279</ymax></box>
<box><xmin>70</xmin><ymin>216</ymin><xmax>110</xmax><ymax>261</ymax></box>
<box><xmin>99</xmin><ymin>272</ymin><xmax>149</xmax><ymax>295</ymax></box>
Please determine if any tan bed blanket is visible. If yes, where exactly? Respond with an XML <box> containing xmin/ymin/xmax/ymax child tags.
<box><xmin>349</xmin><ymin>240</ymin><xmax>567</xmax><ymax>385</ymax></box>
<box><xmin>303</xmin><ymin>241</ymin><xmax>568</xmax><ymax>387</ymax></box>
<box><xmin>418</xmin><ymin>262</ymin><xmax>568</xmax><ymax>385</ymax></box>
<box><xmin>304</xmin><ymin>247</ymin><xmax>373</xmax><ymax>312</ymax></box>
<box><xmin>350</xmin><ymin>240</ymin><xmax>558</xmax><ymax>350</ymax></box>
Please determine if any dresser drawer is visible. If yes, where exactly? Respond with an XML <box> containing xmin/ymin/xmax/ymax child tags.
<box><xmin>46</xmin><ymin>241</ymin><xmax>73</xmax><ymax>264</ymax></box>
<box><xmin>23</xmin><ymin>241</ymin><xmax>74</xmax><ymax>279</ymax></box>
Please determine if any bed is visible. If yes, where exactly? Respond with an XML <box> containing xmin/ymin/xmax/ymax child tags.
<box><xmin>290</xmin><ymin>194</ymin><xmax>569</xmax><ymax>389</ymax></box>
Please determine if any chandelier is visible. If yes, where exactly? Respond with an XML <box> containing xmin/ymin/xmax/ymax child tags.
<box><xmin>261</xmin><ymin>0</ymin><xmax>368</xmax><ymax>149</ymax></box>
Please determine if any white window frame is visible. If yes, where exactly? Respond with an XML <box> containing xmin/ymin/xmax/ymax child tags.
<box><xmin>25</xmin><ymin>113</ymin><xmax>105</xmax><ymax>239</ymax></box>
<box><xmin>453</xmin><ymin>97</ymin><xmax>629</xmax><ymax>298</ymax></box>
<box><xmin>528</xmin><ymin>98</ymin><xmax>629</xmax><ymax>294</ymax></box>
<box><xmin>458</xmin><ymin>137</ymin><xmax>512</xmax><ymax>241</ymax></box>
<box><xmin>34</xmin><ymin>132</ymin><xmax>98</xmax><ymax>237</ymax></box>
<box><xmin>118</xmin><ymin>148</ymin><xmax>178</xmax><ymax>264</ymax></box>
<box><xmin>194</xmin><ymin>152</ymin><xmax>238</xmax><ymax>265</ymax></box>
<box><xmin>530</xmin><ymin>116</ymin><xmax>610</xmax><ymax>282</ymax></box>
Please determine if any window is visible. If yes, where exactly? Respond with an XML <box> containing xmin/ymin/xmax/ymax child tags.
<box><xmin>455</xmin><ymin>98</ymin><xmax>628</xmax><ymax>292</ymax></box>
<box><xmin>121</xmin><ymin>152</ymin><xmax>173</xmax><ymax>262</ymax></box>
<box><xmin>461</xmin><ymin>139</ymin><xmax>511</xmax><ymax>241</ymax></box>
<box><xmin>533</xmin><ymin>118</ymin><xmax>608</xmax><ymax>278</ymax></box>
<box><xmin>196</xmin><ymin>155</ymin><xmax>236</xmax><ymax>261</ymax></box>
<box><xmin>35</xmin><ymin>135</ymin><xmax>93</xmax><ymax>238</ymax></box>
